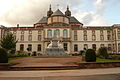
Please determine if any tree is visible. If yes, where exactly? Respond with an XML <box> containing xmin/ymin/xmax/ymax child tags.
<box><xmin>98</xmin><ymin>47</ymin><xmax>109</xmax><ymax>59</ymax></box>
<box><xmin>0</xmin><ymin>48</ymin><xmax>8</xmax><ymax>63</ymax></box>
<box><xmin>0</xmin><ymin>33</ymin><xmax>17</xmax><ymax>53</ymax></box>
<box><xmin>85</xmin><ymin>49</ymin><xmax>96</xmax><ymax>62</ymax></box>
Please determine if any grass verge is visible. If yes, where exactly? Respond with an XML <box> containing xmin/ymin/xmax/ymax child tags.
<box><xmin>8</xmin><ymin>62</ymin><xmax>20</xmax><ymax>66</ymax></box>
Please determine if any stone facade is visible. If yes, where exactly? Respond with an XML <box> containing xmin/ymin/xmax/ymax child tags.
<box><xmin>0</xmin><ymin>6</ymin><xmax>120</xmax><ymax>56</ymax></box>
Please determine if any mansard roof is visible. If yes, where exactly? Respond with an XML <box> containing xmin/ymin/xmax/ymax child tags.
<box><xmin>51</xmin><ymin>9</ymin><xmax>64</xmax><ymax>16</ymax></box>
<box><xmin>37</xmin><ymin>16</ymin><xmax>81</xmax><ymax>24</ymax></box>
<box><xmin>70</xmin><ymin>17</ymin><xmax>81</xmax><ymax>24</ymax></box>
<box><xmin>38</xmin><ymin>17</ymin><xmax>47</xmax><ymax>24</ymax></box>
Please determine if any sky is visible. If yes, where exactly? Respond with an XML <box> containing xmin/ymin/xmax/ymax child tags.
<box><xmin>0</xmin><ymin>0</ymin><xmax>120</xmax><ymax>27</ymax></box>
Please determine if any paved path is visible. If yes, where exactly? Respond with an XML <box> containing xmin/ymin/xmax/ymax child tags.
<box><xmin>0</xmin><ymin>68</ymin><xmax>120</xmax><ymax>77</ymax></box>
<box><xmin>10</xmin><ymin>56</ymin><xmax>82</xmax><ymax>67</ymax></box>
<box><xmin>0</xmin><ymin>68</ymin><xmax>120</xmax><ymax>80</ymax></box>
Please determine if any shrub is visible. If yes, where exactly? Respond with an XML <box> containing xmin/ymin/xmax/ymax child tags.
<box><xmin>85</xmin><ymin>49</ymin><xmax>96</xmax><ymax>62</ymax></box>
<box><xmin>98</xmin><ymin>47</ymin><xmax>109</xmax><ymax>59</ymax></box>
<box><xmin>0</xmin><ymin>48</ymin><xmax>8</xmax><ymax>63</ymax></box>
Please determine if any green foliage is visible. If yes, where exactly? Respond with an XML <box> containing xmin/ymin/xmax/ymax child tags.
<box><xmin>0</xmin><ymin>48</ymin><xmax>8</xmax><ymax>63</ymax></box>
<box><xmin>85</xmin><ymin>49</ymin><xmax>96</xmax><ymax>62</ymax></box>
<box><xmin>0</xmin><ymin>33</ymin><xmax>17</xmax><ymax>52</ymax></box>
<box><xmin>97</xmin><ymin>57</ymin><xmax>120</xmax><ymax>62</ymax></box>
<box><xmin>8</xmin><ymin>62</ymin><xmax>20</xmax><ymax>66</ymax></box>
<box><xmin>8</xmin><ymin>51</ymin><xmax>28</xmax><ymax>58</ymax></box>
<box><xmin>98</xmin><ymin>47</ymin><xmax>109</xmax><ymax>59</ymax></box>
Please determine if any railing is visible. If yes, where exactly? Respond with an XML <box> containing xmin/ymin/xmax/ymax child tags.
<box><xmin>44</xmin><ymin>38</ymin><xmax>71</xmax><ymax>41</ymax></box>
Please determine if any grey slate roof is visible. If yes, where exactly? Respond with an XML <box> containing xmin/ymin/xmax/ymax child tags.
<box><xmin>38</xmin><ymin>16</ymin><xmax>80</xmax><ymax>23</ymax></box>
<box><xmin>51</xmin><ymin>9</ymin><xmax>64</xmax><ymax>16</ymax></box>
<box><xmin>38</xmin><ymin>17</ymin><xmax>47</xmax><ymax>24</ymax></box>
<box><xmin>70</xmin><ymin>17</ymin><xmax>80</xmax><ymax>23</ymax></box>
<box><xmin>37</xmin><ymin>16</ymin><xmax>81</xmax><ymax>24</ymax></box>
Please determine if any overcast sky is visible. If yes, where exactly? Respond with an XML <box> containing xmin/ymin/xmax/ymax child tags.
<box><xmin>0</xmin><ymin>0</ymin><xmax>120</xmax><ymax>27</ymax></box>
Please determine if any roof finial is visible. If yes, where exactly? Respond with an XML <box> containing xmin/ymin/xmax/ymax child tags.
<box><xmin>57</xmin><ymin>4</ymin><xmax>59</xmax><ymax>9</ymax></box>
<box><xmin>50</xmin><ymin>4</ymin><xmax>51</xmax><ymax>10</ymax></box>
<box><xmin>67</xmin><ymin>5</ymin><xmax>69</xmax><ymax>10</ymax></box>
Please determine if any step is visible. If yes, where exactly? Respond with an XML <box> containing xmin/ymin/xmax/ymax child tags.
<box><xmin>10</xmin><ymin>66</ymin><xmax>79</xmax><ymax>71</ymax></box>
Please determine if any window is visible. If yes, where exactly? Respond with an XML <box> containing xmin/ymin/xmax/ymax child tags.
<box><xmin>100</xmin><ymin>35</ymin><xmax>104</xmax><ymax>41</ymax></box>
<box><xmin>107</xmin><ymin>30</ymin><xmax>111</xmax><ymax>35</ymax></box>
<box><xmin>113</xmin><ymin>44</ymin><xmax>115</xmax><ymax>51</ymax></box>
<box><xmin>118</xmin><ymin>43</ymin><xmax>120</xmax><ymax>52</ymax></box>
<box><xmin>108</xmin><ymin>44</ymin><xmax>112</xmax><ymax>51</ymax></box>
<box><xmin>29</xmin><ymin>30</ymin><xmax>32</xmax><ymax>34</ymax></box>
<box><xmin>100</xmin><ymin>30</ymin><xmax>103</xmax><ymax>35</ymax></box>
<box><xmin>84</xmin><ymin>35</ymin><xmax>87</xmax><ymax>41</ymax></box>
<box><xmin>20</xmin><ymin>44</ymin><xmax>24</xmax><ymax>51</ymax></box>
<box><xmin>83</xmin><ymin>30</ymin><xmax>87</xmax><ymax>35</ymax></box>
<box><xmin>63</xmin><ymin>29</ymin><xmax>68</xmax><ymax>38</ymax></box>
<box><xmin>107</xmin><ymin>35</ymin><xmax>111</xmax><ymax>40</ymax></box>
<box><xmin>63</xmin><ymin>43</ymin><xmax>68</xmax><ymax>51</ymax></box>
<box><xmin>74</xmin><ymin>35</ymin><xmax>77</xmax><ymax>40</ymax></box>
<box><xmin>38</xmin><ymin>30</ymin><xmax>41</xmax><ymax>34</ymax></box>
<box><xmin>38</xmin><ymin>35</ymin><xmax>41</xmax><ymax>41</ymax></box>
<box><xmin>74</xmin><ymin>30</ymin><xmax>77</xmax><ymax>35</ymax></box>
<box><xmin>118</xmin><ymin>28</ymin><xmax>120</xmax><ymax>33</ymax></box>
<box><xmin>54</xmin><ymin>29</ymin><xmax>60</xmax><ymax>37</ymax></box>
<box><xmin>20</xmin><ymin>35</ymin><xmax>24</xmax><ymax>41</ymax></box>
<box><xmin>118</xmin><ymin>33</ymin><xmax>120</xmax><ymax>39</ymax></box>
<box><xmin>28</xmin><ymin>44</ymin><xmax>32</xmax><ymax>51</ymax></box>
<box><xmin>92</xmin><ymin>44</ymin><xmax>96</xmax><ymax>50</ymax></box>
<box><xmin>13</xmin><ymin>31</ymin><xmax>16</xmax><ymax>34</ymax></box>
<box><xmin>100</xmin><ymin>44</ymin><xmax>104</xmax><ymax>47</ymax></box>
<box><xmin>92</xmin><ymin>30</ymin><xmax>95</xmax><ymax>35</ymax></box>
<box><xmin>47</xmin><ymin>29</ymin><xmax>52</xmax><ymax>38</ymax></box>
<box><xmin>38</xmin><ymin>44</ymin><xmax>41</xmax><ymax>51</ymax></box>
<box><xmin>74</xmin><ymin>44</ymin><xmax>78</xmax><ymax>52</ymax></box>
<box><xmin>28</xmin><ymin>35</ymin><xmax>32</xmax><ymax>41</ymax></box>
<box><xmin>74</xmin><ymin>30</ymin><xmax>77</xmax><ymax>40</ymax></box>
<box><xmin>84</xmin><ymin>44</ymin><xmax>88</xmax><ymax>50</ymax></box>
<box><xmin>92</xmin><ymin>35</ymin><xmax>96</xmax><ymax>41</ymax></box>
<box><xmin>21</xmin><ymin>30</ymin><xmax>24</xmax><ymax>34</ymax></box>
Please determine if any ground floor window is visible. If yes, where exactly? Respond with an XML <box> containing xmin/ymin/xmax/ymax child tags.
<box><xmin>63</xmin><ymin>43</ymin><xmax>68</xmax><ymax>51</ymax></box>
<box><xmin>108</xmin><ymin>44</ymin><xmax>112</xmax><ymax>51</ymax></box>
<box><xmin>74</xmin><ymin>44</ymin><xmax>78</xmax><ymax>52</ymax></box>
<box><xmin>118</xmin><ymin>43</ymin><xmax>120</xmax><ymax>52</ymax></box>
<box><xmin>100</xmin><ymin>44</ymin><xmax>104</xmax><ymax>48</ymax></box>
<box><xmin>38</xmin><ymin>44</ymin><xmax>41</xmax><ymax>51</ymax></box>
<box><xmin>92</xmin><ymin>44</ymin><xmax>96</xmax><ymax>50</ymax></box>
<box><xmin>20</xmin><ymin>44</ymin><xmax>24</xmax><ymax>51</ymax></box>
<box><xmin>27</xmin><ymin>44</ymin><xmax>32</xmax><ymax>51</ymax></box>
<box><xmin>84</xmin><ymin>44</ymin><xmax>88</xmax><ymax>50</ymax></box>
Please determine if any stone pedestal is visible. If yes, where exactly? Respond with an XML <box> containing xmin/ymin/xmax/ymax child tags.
<box><xmin>44</xmin><ymin>36</ymin><xmax>68</xmax><ymax>57</ymax></box>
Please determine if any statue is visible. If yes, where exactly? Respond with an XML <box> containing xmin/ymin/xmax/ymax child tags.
<box><xmin>44</xmin><ymin>31</ymin><xmax>68</xmax><ymax>57</ymax></box>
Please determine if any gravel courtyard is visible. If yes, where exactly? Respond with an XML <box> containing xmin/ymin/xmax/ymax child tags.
<box><xmin>10</xmin><ymin>56</ymin><xmax>82</xmax><ymax>67</ymax></box>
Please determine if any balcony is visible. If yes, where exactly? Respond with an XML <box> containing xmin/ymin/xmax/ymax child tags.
<box><xmin>44</xmin><ymin>38</ymin><xmax>71</xmax><ymax>42</ymax></box>
<box><xmin>62</xmin><ymin>38</ymin><xmax>71</xmax><ymax>41</ymax></box>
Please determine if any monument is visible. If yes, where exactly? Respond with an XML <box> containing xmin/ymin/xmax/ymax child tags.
<box><xmin>44</xmin><ymin>33</ymin><xmax>68</xmax><ymax>57</ymax></box>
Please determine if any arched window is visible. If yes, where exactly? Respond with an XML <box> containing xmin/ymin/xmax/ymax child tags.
<box><xmin>63</xmin><ymin>29</ymin><xmax>68</xmax><ymax>38</ymax></box>
<box><xmin>54</xmin><ymin>29</ymin><xmax>60</xmax><ymax>37</ymax></box>
<box><xmin>47</xmin><ymin>29</ymin><xmax>52</xmax><ymax>38</ymax></box>
<box><xmin>20</xmin><ymin>44</ymin><xmax>24</xmax><ymax>51</ymax></box>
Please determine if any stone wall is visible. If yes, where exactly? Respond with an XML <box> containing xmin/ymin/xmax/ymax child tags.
<box><xmin>78</xmin><ymin>62</ymin><xmax>120</xmax><ymax>69</ymax></box>
<box><xmin>0</xmin><ymin>63</ymin><xmax>10</xmax><ymax>70</ymax></box>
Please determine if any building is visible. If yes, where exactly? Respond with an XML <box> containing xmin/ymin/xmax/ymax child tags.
<box><xmin>0</xmin><ymin>5</ymin><xmax>120</xmax><ymax>55</ymax></box>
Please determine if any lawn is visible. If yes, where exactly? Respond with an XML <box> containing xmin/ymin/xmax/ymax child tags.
<box><xmin>96</xmin><ymin>57</ymin><xmax>120</xmax><ymax>62</ymax></box>
<box><xmin>8</xmin><ymin>56</ymin><xmax>31</xmax><ymax>60</ymax></box>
